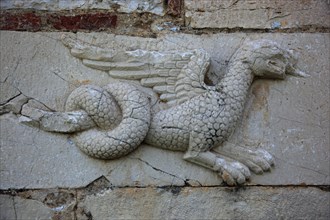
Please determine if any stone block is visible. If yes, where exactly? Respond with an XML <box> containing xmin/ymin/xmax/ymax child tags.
<box><xmin>2</xmin><ymin>186</ymin><xmax>328</xmax><ymax>219</ymax></box>
<box><xmin>77</xmin><ymin>187</ymin><xmax>330</xmax><ymax>219</ymax></box>
<box><xmin>0</xmin><ymin>194</ymin><xmax>53</xmax><ymax>220</ymax></box>
<box><xmin>0</xmin><ymin>31</ymin><xmax>329</xmax><ymax>189</ymax></box>
<box><xmin>0</xmin><ymin>0</ymin><xmax>165</xmax><ymax>15</ymax></box>
<box><xmin>185</xmin><ymin>0</ymin><xmax>330</xmax><ymax>29</ymax></box>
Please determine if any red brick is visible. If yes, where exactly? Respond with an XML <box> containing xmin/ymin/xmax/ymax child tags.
<box><xmin>167</xmin><ymin>0</ymin><xmax>182</xmax><ymax>16</ymax></box>
<box><xmin>0</xmin><ymin>12</ymin><xmax>41</xmax><ymax>31</ymax></box>
<box><xmin>48</xmin><ymin>13</ymin><xmax>117</xmax><ymax>31</ymax></box>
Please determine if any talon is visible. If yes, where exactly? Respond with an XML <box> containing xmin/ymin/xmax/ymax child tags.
<box><xmin>253</xmin><ymin>156</ymin><xmax>271</xmax><ymax>172</ymax></box>
<box><xmin>236</xmin><ymin>173</ymin><xmax>246</xmax><ymax>185</ymax></box>
<box><xmin>263</xmin><ymin>162</ymin><xmax>271</xmax><ymax>172</ymax></box>
<box><xmin>256</xmin><ymin>149</ymin><xmax>275</xmax><ymax>166</ymax></box>
<box><xmin>221</xmin><ymin>171</ymin><xmax>236</xmax><ymax>186</ymax></box>
<box><xmin>254</xmin><ymin>166</ymin><xmax>264</xmax><ymax>175</ymax></box>
<box><xmin>217</xmin><ymin>160</ymin><xmax>249</xmax><ymax>185</ymax></box>
<box><xmin>233</xmin><ymin>162</ymin><xmax>251</xmax><ymax>179</ymax></box>
<box><xmin>243</xmin><ymin>160</ymin><xmax>263</xmax><ymax>174</ymax></box>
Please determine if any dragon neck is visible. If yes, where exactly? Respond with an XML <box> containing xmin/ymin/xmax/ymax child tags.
<box><xmin>216</xmin><ymin>60</ymin><xmax>254</xmax><ymax>113</ymax></box>
<box><xmin>221</xmin><ymin>60</ymin><xmax>253</xmax><ymax>96</ymax></box>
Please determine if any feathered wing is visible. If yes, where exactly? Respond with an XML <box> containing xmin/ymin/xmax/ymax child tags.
<box><xmin>62</xmin><ymin>35</ymin><xmax>211</xmax><ymax>107</ymax></box>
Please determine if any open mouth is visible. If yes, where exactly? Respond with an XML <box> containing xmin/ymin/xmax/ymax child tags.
<box><xmin>267</xmin><ymin>60</ymin><xmax>285</xmax><ymax>73</ymax></box>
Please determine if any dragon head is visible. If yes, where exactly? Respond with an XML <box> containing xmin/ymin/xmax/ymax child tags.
<box><xmin>238</xmin><ymin>40</ymin><xmax>309</xmax><ymax>79</ymax></box>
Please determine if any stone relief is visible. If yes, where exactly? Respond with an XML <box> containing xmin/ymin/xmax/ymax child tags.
<box><xmin>20</xmin><ymin>36</ymin><xmax>308</xmax><ymax>186</ymax></box>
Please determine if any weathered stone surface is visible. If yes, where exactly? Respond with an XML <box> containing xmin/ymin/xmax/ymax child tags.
<box><xmin>0</xmin><ymin>194</ymin><xmax>53</xmax><ymax>220</ymax></box>
<box><xmin>0</xmin><ymin>0</ymin><xmax>164</xmax><ymax>15</ymax></box>
<box><xmin>0</xmin><ymin>195</ymin><xmax>15</xmax><ymax>220</ymax></box>
<box><xmin>0</xmin><ymin>80</ymin><xmax>29</xmax><ymax>115</ymax></box>
<box><xmin>78</xmin><ymin>187</ymin><xmax>330</xmax><ymax>219</ymax></box>
<box><xmin>2</xmin><ymin>186</ymin><xmax>328</xmax><ymax>219</ymax></box>
<box><xmin>0</xmin><ymin>31</ymin><xmax>329</xmax><ymax>189</ymax></box>
<box><xmin>0</xmin><ymin>189</ymin><xmax>77</xmax><ymax>220</ymax></box>
<box><xmin>185</xmin><ymin>0</ymin><xmax>330</xmax><ymax>29</ymax></box>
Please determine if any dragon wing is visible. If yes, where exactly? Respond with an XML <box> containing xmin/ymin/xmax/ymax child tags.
<box><xmin>62</xmin><ymin>35</ymin><xmax>211</xmax><ymax>107</ymax></box>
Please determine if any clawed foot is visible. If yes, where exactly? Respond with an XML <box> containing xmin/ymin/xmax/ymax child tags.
<box><xmin>215</xmin><ymin>157</ymin><xmax>251</xmax><ymax>186</ymax></box>
<box><xmin>215</xmin><ymin>144</ymin><xmax>275</xmax><ymax>175</ymax></box>
<box><xmin>237</xmin><ymin>148</ymin><xmax>275</xmax><ymax>174</ymax></box>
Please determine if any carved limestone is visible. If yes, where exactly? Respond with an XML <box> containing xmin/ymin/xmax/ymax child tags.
<box><xmin>20</xmin><ymin>36</ymin><xmax>307</xmax><ymax>185</ymax></box>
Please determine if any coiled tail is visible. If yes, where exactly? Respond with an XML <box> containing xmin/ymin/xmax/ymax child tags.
<box><xmin>65</xmin><ymin>82</ymin><xmax>151</xmax><ymax>159</ymax></box>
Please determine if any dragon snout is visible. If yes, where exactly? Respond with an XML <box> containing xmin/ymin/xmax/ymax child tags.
<box><xmin>284</xmin><ymin>49</ymin><xmax>309</xmax><ymax>78</ymax></box>
<box><xmin>286</xmin><ymin>64</ymin><xmax>310</xmax><ymax>77</ymax></box>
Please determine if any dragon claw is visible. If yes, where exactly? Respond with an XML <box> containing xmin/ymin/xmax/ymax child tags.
<box><xmin>215</xmin><ymin>145</ymin><xmax>275</xmax><ymax>177</ymax></box>
<box><xmin>243</xmin><ymin>149</ymin><xmax>274</xmax><ymax>174</ymax></box>
<box><xmin>215</xmin><ymin>158</ymin><xmax>251</xmax><ymax>186</ymax></box>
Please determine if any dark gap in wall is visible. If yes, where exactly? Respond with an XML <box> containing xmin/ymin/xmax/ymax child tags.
<box><xmin>1</xmin><ymin>184</ymin><xmax>329</xmax><ymax>196</ymax></box>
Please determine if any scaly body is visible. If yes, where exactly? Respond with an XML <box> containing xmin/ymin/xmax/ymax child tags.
<box><xmin>145</xmin><ymin>60</ymin><xmax>252</xmax><ymax>152</ymax></box>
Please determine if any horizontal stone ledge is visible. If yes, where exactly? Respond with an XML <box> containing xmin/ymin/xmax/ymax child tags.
<box><xmin>0</xmin><ymin>10</ymin><xmax>186</xmax><ymax>37</ymax></box>
<box><xmin>185</xmin><ymin>0</ymin><xmax>330</xmax><ymax>30</ymax></box>
<box><xmin>0</xmin><ymin>11</ymin><xmax>121</xmax><ymax>32</ymax></box>
<box><xmin>0</xmin><ymin>0</ymin><xmax>165</xmax><ymax>15</ymax></box>
<box><xmin>1</xmin><ymin>10</ymin><xmax>329</xmax><ymax>35</ymax></box>
<box><xmin>1</xmin><ymin>186</ymin><xmax>329</xmax><ymax>220</ymax></box>
<box><xmin>80</xmin><ymin>186</ymin><xmax>330</xmax><ymax>219</ymax></box>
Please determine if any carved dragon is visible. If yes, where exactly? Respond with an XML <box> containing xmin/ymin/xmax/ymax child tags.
<box><xmin>21</xmin><ymin>37</ymin><xmax>307</xmax><ymax>185</ymax></box>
